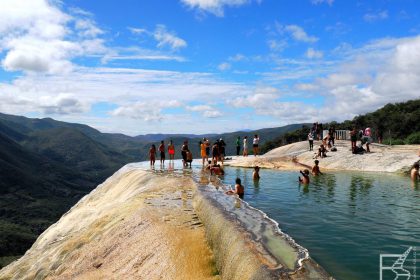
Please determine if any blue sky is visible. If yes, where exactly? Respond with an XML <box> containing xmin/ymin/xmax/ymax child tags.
<box><xmin>0</xmin><ymin>0</ymin><xmax>419</xmax><ymax>135</ymax></box>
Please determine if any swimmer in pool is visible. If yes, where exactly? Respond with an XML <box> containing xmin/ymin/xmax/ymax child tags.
<box><xmin>226</xmin><ymin>178</ymin><xmax>244</xmax><ymax>199</ymax></box>
<box><xmin>253</xmin><ymin>166</ymin><xmax>260</xmax><ymax>180</ymax></box>
<box><xmin>299</xmin><ymin>169</ymin><xmax>310</xmax><ymax>184</ymax></box>
<box><xmin>411</xmin><ymin>162</ymin><xmax>420</xmax><ymax>181</ymax></box>
<box><xmin>311</xmin><ymin>160</ymin><xmax>323</xmax><ymax>176</ymax></box>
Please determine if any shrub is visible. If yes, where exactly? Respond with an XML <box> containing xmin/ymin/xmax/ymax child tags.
<box><xmin>405</xmin><ymin>132</ymin><xmax>420</xmax><ymax>144</ymax></box>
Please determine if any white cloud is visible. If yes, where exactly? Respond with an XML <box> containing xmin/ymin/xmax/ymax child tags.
<box><xmin>128</xmin><ymin>25</ymin><xmax>187</xmax><ymax>51</ymax></box>
<box><xmin>154</xmin><ymin>24</ymin><xmax>187</xmax><ymax>50</ymax></box>
<box><xmin>228</xmin><ymin>54</ymin><xmax>246</xmax><ymax>62</ymax></box>
<box><xmin>306</xmin><ymin>48</ymin><xmax>323</xmax><ymax>59</ymax></box>
<box><xmin>311</xmin><ymin>0</ymin><xmax>334</xmax><ymax>5</ymax></box>
<box><xmin>267</xmin><ymin>39</ymin><xmax>287</xmax><ymax>52</ymax></box>
<box><xmin>292</xmin><ymin>35</ymin><xmax>420</xmax><ymax>120</ymax></box>
<box><xmin>284</xmin><ymin>25</ymin><xmax>318</xmax><ymax>43</ymax></box>
<box><xmin>228</xmin><ymin>87</ymin><xmax>319</xmax><ymax>121</ymax></box>
<box><xmin>295</xmin><ymin>83</ymin><xmax>319</xmax><ymax>91</ymax></box>
<box><xmin>186</xmin><ymin>105</ymin><xmax>223</xmax><ymax>118</ymax></box>
<box><xmin>128</xmin><ymin>27</ymin><xmax>148</xmax><ymax>35</ymax></box>
<box><xmin>0</xmin><ymin>66</ymin><xmax>247</xmax><ymax>131</ymax></box>
<box><xmin>101</xmin><ymin>47</ymin><xmax>185</xmax><ymax>63</ymax></box>
<box><xmin>203</xmin><ymin>110</ymin><xmax>223</xmax><ymax>118</ymax></box>
<box><xmin>111</xmin><ymin>100</ymin><xmax>182</xmax><ymax>122</ymax></box>
<box><xmin>218</xmin><ymin>62</ymin><xmax>231</xmax><ymax>71</ymax></box>
<box><xmin>0</xmin><ymin>0</ymin><xmax>107</xmax><ymax>74</ymax></box>
<box><xmin>364</xmin><ymin>10</ymin><xmax>388</xmax><ymax>22</ymax></box>
<box><xmin>180</xmin><ymin>0</ymin><xmax>250</xmax><ymax>17</ymax></box>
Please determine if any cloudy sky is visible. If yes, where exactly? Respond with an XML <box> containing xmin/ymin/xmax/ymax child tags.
<box><xmin>0</xmin><ymin>0</ymin><xmax>419</xmax><ymax>135</ymax></box>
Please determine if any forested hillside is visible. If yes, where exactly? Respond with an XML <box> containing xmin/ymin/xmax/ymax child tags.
<box><xmin>261</xmin><ymin>99</ymin><xmax>420</xmax><ymax>153</ymax></box>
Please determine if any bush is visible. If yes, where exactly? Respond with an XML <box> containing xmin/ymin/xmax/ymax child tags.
<box><xmin>391</xmin><ymin>139</ymin><xmax>405</xmax><ymax>145</ymax></box>
<box><xmin>405</xmin><ymin>132</ymin><xmax>420</xmax><ymax>144</ymax></box>
<box><xmin>382</xmin><ymin>138</ymin><xmax>405</xmax><ymax>145</ymax></box>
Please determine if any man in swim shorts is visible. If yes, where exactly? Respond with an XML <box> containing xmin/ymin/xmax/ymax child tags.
<box><xmin>158</xmin><ymin>140</ymin><xmax>165</xmax><ymax>165</ymax></box>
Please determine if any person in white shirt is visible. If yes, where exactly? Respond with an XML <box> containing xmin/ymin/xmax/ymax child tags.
<box><xmin>243</xmin><ymin>136</ymin><xmax>248</xmax><ymax>157</ymax></box>
<box><xmin>253</xmin><ymin>134</ymin><xmax>260</xmax><ymax>156</ymax></box>
<box><xmin>308</xmin><ymin>132</ymin><xmax>314</xmax><ymax>151</ymax></box>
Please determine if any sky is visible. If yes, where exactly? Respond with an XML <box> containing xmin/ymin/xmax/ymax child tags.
<box><xmin>0</xmin><ymin>0</ymin><xmax>419</xmax><ymax>135</ymax></box>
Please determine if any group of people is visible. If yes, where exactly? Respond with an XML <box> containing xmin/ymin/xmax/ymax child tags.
<box><xmin>149</xmin><ymin>140</ymin><xmax>191</xmax><ymax>167</ymax></box>
<box><xmin>307</xmin><ymin>123</ymin><xmax>375</xmax><ymax>158</ymax></box>
<box><xmin>235</xmin><ymin>135</ymin><xmax>260</xmax><ymax>157</ymax></box>
<box><xmin>149</xmin><ymin>134</ymin><xmax>261</xmax><ymax>167</ymax></box>
<box><xmin>350</xmin><ymin>127</ymin><xmax>373</xmax><ymax>154</ymax></box>
<box><xmin>299</xmin><ymin>160</ymin><xmax>323</xmax><ymax>184</ymax></box>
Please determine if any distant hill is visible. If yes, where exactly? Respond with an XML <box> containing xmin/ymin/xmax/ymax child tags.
<box><xmin>0</xmin><ymin>112</ymin><xmax>303</xmax><ymax>267</ymax></box>
<box><xmin>0</xmin><ymin>126</ymin><xmax>93</xmax><ymax>265</ymax></box>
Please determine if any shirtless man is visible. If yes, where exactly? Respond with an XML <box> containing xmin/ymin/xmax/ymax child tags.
<box><xmin>312</xmin><ymin>160</ymin><xmax>323</xmax><ymax>176</ymax></box>
<box><xmin>411</xmin><ymin>162</ymin><xmax>420</xmax><ymax>181</ymax></box>
<box><xmin>299</xmin><ymin>169</ymin><xmax>310</xmax><ymax>184</ymax></box>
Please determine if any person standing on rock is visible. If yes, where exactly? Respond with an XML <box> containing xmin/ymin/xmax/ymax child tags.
<box><xmin>236</xmin><ymin>136</ymin><xmax>241</xmax><ymax>156</ymax></box>
<box><xmin>308</xmin><ymin>131</ymin><xmax>314</xmax><ymax>151</ymax></box>
<box><xmin>158</xmin><ymin>141</ymin><xmax>165</xmax><ymax>165</ymax></box>
<box><xmin>168</xmin><ymin>140</ymin><xmax>175</xmax><ymax>161</ymax></box>
<box><xmin>350</xmin><ymin>127</ymin><xmax>357</xmax><ymax>153</ymax></box>
<box><xmin>243</xmin><ymin>136</ymin><xmax>248</xmax><ymax>157</ymax></box>
<box><xmin>253</xmin><ymin>134</ymin><xmax>260</xmax><ymax>156</ymax></box>
<box><xmin>200</xmin><ymin>140</ymin><xmax>207</xmax><ymax>166</ymax></box>
<box><xmin>149</xmin><ymin>144</ymin><xmax>157</xmax><ymax>167</ymax></box>
<box><xmin>181</xmin><ymin>141</ymin><xmax>189</xmax><ymax>167</ymax></box>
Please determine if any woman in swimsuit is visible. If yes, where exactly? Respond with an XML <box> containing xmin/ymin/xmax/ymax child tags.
<box><xmin>168</xmin><ymin>140</ymin><xmax>175</xmax><ymax>161</ymax></box>
<box><xmin>253</xmin><ymin>134</ymin><xmax>260</xmax><ymax>156</ymax></box>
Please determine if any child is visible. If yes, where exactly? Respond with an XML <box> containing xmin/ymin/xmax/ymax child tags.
<box><xmin>186</xmin><ymin>150</ymin><xmax>193</xmax><ymax>167</ymax></box>
<box><xmin>312</xmin><ymin>160</ymin><xmax>323</xmax><ymax>176</ymax></box>
<box><xmin>299</xmin><ymin>169</ymin><xmax>310</xmax><ymax>184</ymax></box>
<box><xmin>226</xmin><ymin>178</ymin><xmax>245</xmax><ymax>199</ymax></box>
<box><xmin>411</xmin><ymin>162</ymin><xmax>420</xmax><ymax>181</ymax></box>
<box><xmin>253</xmin><ymin>166</ymin><xmax>260</xmax><ymax>180</ymax></box>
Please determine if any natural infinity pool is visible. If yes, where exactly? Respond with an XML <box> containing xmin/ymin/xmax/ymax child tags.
<box><xmin>220</xmin><ymin>167</ymin><xmax>420</xmax><ymax>280</ymax></box>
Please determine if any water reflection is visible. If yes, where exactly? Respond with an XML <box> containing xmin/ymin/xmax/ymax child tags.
<box><xmin>349</xmin><ymin>175</ymin><xmax>374</xmax><ymax>202</ymax></box>
<box><xmin>253</xmin><ymin>179</ymin><xmax>260</xmax><ymax>194</ymax></box>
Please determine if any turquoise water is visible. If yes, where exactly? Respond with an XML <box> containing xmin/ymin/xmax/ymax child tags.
<box><xmin>220</xmin><ymin>167</ymin><xmax>420</xmax><ymax>280</ymax></box>
<box><xmin>133</xmin><ymin>160</ymin><xmax>419</xmax><ymax>279</ymax></box>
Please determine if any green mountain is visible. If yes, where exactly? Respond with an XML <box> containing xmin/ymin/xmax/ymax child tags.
<box><xmin>0</xmin><ymin>128</ymin><xmax>92</xmax><ymax>266</ymax></box>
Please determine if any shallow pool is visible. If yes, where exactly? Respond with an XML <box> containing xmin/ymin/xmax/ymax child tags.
<box><xmin>220</xmin><ymin>167</ymin><xmax>420</xmax><ymax>280</ymax></box>
<box><xmin>132</xmin><ymin>160</ymin><xmax>419</xmax><ymax>279</ymax></box>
